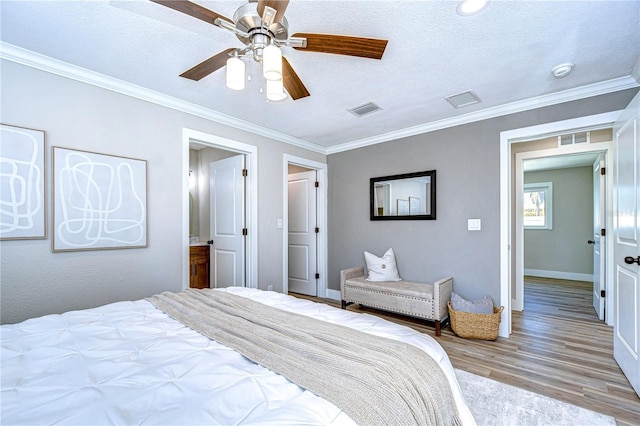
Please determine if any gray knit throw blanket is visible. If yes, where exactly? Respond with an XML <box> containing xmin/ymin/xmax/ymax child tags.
<box><xmin>148</xmin><ymin>289</ymin><xmax>463</xmax><ymax>426</ymax></box>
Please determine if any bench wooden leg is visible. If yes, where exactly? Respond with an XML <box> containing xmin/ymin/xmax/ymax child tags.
<box><xmin>435</xmin><ymin>320</ymin><xmax>441</xmax><ymax>337</ymax></box>
<box><xmin>341</xmin><ymin>300</ymin><xmax>346</xmax><ymax>309</ymax></box>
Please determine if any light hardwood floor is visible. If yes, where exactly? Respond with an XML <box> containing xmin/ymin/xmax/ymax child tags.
<box><xmin>293</xmin><ymin>277</ymin><xmax>640</xmax><ymax>425</ymax></box>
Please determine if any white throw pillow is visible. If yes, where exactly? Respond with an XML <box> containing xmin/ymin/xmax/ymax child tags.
<box><xmin>364</xmin><ymin>248</ymin><xmax>402</xmax><ymax>282</ymax></box>
<box><xmin>451</xmin><ymin>292</ymin><xmax>494</xmax><ymax>314</ymax></box>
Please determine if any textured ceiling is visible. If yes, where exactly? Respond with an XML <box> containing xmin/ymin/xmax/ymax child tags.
<box><xmin>1</xmin><ymin>1</ymin><xmax>639</xmax><ymax>153</ymax></box>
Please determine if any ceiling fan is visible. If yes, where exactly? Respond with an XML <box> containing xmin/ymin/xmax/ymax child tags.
<box><xmin>150</xmin><ymin>0</ymin><xmax>388</xmax><ymax>101</ymax></box>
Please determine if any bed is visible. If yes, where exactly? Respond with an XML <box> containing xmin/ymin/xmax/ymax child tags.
<box><xmin>1</xmin><ymin>287</ymin><xmax>476</xmax><ymax>425</ymax></box>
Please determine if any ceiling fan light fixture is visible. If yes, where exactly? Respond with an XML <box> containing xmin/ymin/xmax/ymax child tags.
<box><xmin>456</xmin><ymin>0</ymin><xmax>489</xmax><ymax>16</ymax></box>
<box><xmin>263</xmin><ymin>44</ymin><xmax>283</xmax><ymax>81</ymax></box>
<box><xmin>266</xmin><ymin>78</ymin><xmax>287</xmax><ymax>102</ymax></box>
<box><xmin>226</xmin><ymin>56</ymin><xmax>246</xmax><ymax>91</ymax></box>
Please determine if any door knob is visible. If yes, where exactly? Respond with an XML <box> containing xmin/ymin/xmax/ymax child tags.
<box><xmin>207</xmin><ymin>240</ymin><xmax>214</xmax><ymax>245</ymax></box>
<box><xmin>587</xmin><ymin>240</ymin><xmax>596</xmax><ymax>245</ymax></box>
<box><xmin>624</xmin><ymin>256</ymin><xmax>640</xmax><ymax>265</ymax></box>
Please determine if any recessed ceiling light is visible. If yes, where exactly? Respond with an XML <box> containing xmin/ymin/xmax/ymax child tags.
<box><xmin>551</xmin><ymin>63</ymin><xmax>575</xmax><ymax>78</ymax></box>
<box><xmin>457</xmin><ymin>0</ymin><xmax>490</xmax><ymax>16</ymax></box>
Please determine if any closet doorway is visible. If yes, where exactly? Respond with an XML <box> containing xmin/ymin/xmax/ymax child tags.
<box><xmin>283</xmin><ymin>155</ymin><xmax>327</xmax><ymax>298</ymax></box>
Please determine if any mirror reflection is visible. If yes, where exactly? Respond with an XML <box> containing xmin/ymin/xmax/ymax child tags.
<box><xmin>370</xmin><ymin>170</ymin><xmax>436</xmax><ymax>220</ymax></box>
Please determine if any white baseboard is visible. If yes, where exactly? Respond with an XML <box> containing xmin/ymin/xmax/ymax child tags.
<box><xmin>511</xmin><ymin>299</ymin><xmax>523</xmax><ymax>312</ymax></box>
<box><xmin>326</xmin><ymin>289</ymin><xmax>341</xmax><ymax>301</ymax></box>
<box><xmin>524</xmin><ymin>269</ymin><xmax>593</xmax><ymax>282</ymax></box>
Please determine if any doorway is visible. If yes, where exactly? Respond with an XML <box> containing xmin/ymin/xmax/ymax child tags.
<box><xmin>516</xmin><ymin>151</ymin><xmax>605</xmax><ymax>317</ymax></box>
<box><xmin>182</xmin><ymin>128</ymin><xmax>257</xmax><ymax>289</ymax></box>
<box><xmin>283</xmin><ymin>154</ymin><xmax>327</xmax><ymax>298</ymax></box>
<box><xmin>499</xmin><ymin>111</ymin><xmax>621</xmax><ymax>337</ymax></box>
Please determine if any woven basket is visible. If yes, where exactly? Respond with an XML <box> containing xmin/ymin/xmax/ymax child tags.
<box><xmin>447</xmin><ymin>301</ymin><xmax>504</xmax><ymax>340</ymax></box>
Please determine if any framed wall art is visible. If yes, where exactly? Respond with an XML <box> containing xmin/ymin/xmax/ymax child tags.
<box><xmin>52</xmin><ymin>147</ymin><xmax>148</xmax><ymax>252</ymax></box>
<box><xmin>0</xmin><ymin>124</ymin><xmax>47</xmax><ymax>240</ymax></box>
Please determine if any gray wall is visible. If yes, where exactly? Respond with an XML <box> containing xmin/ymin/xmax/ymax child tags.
<box><xmin>0</xmin><ymin>60</ymin><xmax>325</xmax><ymax>324</ymax></box>
<box><xmin>524</xmin><ymin>167</ymin><xmax>594</xmax><ymax>276</ymax></box>
<box><xmin>327</xmin><ymin>88</ymin><xmax>638</xmax><ymax>305</ymax></box>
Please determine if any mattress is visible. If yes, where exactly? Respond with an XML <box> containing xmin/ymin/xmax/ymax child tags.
<box><xmin>1</xmin><ymin>287</ymin><xmax>475</xmax><ymax>425</ymax></box>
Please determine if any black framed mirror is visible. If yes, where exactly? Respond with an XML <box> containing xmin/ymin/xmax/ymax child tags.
<box><xmin>370</xmin><ymin>170</ymin><xmax>436</xmax><ymax>220</ymax></box>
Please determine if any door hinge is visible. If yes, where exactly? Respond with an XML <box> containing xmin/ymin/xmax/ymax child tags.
<box><xmin>600</xmin><ymin>290</ymin><xmax>606</xmax><ymax>298</ymax></box>
<box><xmin>600</xmin><ymin>167</ymin><xmax>606</xmax><ymax>175</ymax></box>
<box><xmin>314</xmin><ymin>181</ymin><xmax>319</xmax><ymax>188</ymax></box>
<box><xmin>315</xmin><ymin>273</ymin><xmax>320</xmax><ymax>279</ymax></box>
<box><xmin>315</xmin><ymin>227</ymin><xmax>319</xmax><ymax>233</ymax></box>
<box><xmin>242</xmin><ymin>228</ymin><xmax>248</xmax><ymax>236</ymax></box>
<box><xmin>601</xmin><ymin>228</ymin><xmax>606</xmax><ymax>237</ymax></box>
<box><xmin>242</xmin><ymin>169</ymin><xmax>247</xmax><ymax>177</ymax></box>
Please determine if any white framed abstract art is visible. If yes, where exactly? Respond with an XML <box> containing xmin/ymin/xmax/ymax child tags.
<box><xmin>52</xmin><ymin>147</ymin><xmax>147</xmax><ymax>252</ymax></box>
<box><xmin>0</xmin><ymin>124</ymin><xmax>47</xmax><ymax>240</ymax></box>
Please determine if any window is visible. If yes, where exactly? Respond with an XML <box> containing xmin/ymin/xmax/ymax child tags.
<box><xmin>523</xmin><ymin>182</ymin><xmax>553</xmax><ymax>229</ymax></box>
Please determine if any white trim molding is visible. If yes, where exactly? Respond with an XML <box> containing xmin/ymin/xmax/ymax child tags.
<box><xmin>0</xmin><ymin>42</ymin><xmax>324</xmax><ymax>154</ymax></box>
<box><xmin>2</xmin><ymin>42</ymin><xmax>638</xmax><ymax>156</ymax></box>
<box><xmin>500</xmin><ymin>111</ymin><xmax>621</xmax><ymax>338</ymax></box>
<box><xmin>282</xmin><ymin>154</ymin><xmax>328</xmax><ymax>298</ymax></box>
<box><xmin>328</xmin><ymin>77</ymin><xmax>639</xmax><ymax>154</ymax></box>
<box><xmin>182</xmin><ymin>128</ymin><xmax>259</xmax><ymax>290</ymax></box>
<box><xmin>524</xmin><ymin>269</ymin><xmax>594</xmax><ymax>283</ymax></box>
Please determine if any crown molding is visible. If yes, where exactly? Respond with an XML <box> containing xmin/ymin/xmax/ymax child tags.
<box><xmin>0</xmin><ymin>42</ymin><xmax>327</xmax><ymax>154</ymax></box>
<box><xmin>2</xmin><ymin>42</ymin><xmax>637</xmax><ymax>157</ymax></box>
<box><xmin>326</xmin><ymin>75</ymin><xmax>639</xmax><ymax>154</ymax></box>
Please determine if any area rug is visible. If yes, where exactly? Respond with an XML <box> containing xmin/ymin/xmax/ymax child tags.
<box><xmin>455</xmin><ymin>369</ymin><xmax>616</xmax><ymax>425</ymax></box>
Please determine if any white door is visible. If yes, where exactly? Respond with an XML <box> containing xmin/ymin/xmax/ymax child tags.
<box><xmin>613</xmin><ymin>92</ymin><xmax>640</xmax><ymax>396</ymax></box>
<box><xmin>592</xmin><ymin>154</ymin><xmax>606</xmax><ymax>320</ymax></box>
<box><xmin>210</xmin><ymin>155</ymin><xmax>245</xmax><ymax>288</ymax></box>
<box><xmin>288</xmin><ymin>170</ymin><xmax>317</xmax><ymax>296</ymax></box>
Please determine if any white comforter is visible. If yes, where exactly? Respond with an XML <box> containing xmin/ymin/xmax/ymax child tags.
<box><xmin>1</xmin><ymin>287</ymin><xmax>475</xmax><ymax>425</ymax></box>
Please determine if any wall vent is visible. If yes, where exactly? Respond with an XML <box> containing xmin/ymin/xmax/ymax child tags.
<box><xmin>348</xmin><ymin>102</ymin><xmax>382</xmax><ymax>117</ymax></box>
<box><xmin>558</xmin><ymin>131</ymin><xmax>590</xmax><ymax>147</ymax></box>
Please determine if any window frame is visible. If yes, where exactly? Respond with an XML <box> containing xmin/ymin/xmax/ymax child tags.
<box><xmin>523</xmin><ymin>182</ymin><xmax>553</xmax><ymax>230</ymax></box>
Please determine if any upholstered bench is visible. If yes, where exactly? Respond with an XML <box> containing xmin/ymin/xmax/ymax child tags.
<box><xmin>340</xmin><ymin>266</ymin><xmax>453</xmax><ymax>336</ymax></box>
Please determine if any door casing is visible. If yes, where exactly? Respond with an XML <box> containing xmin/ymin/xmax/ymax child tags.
<box><xmin>182</xmin><ymin>128</ymin><xmax>257</xmax><ymax>289</ymax></box>
<box><xmin>283</xmin><ymin>154</ymin><xmax>328</xmax><ymax>298</ymax></box>
<box><xmin>513</xmin><ymin>143</ymin><xmax>610</xmax><ymax>312</ymax></box>
<box><xmin>500</xmin><ymin>111</ymin><xmax>622</xmax><ymax>337</ymax></box>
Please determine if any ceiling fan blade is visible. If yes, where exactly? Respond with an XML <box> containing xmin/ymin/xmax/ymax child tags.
<box><xmin>150</xmin><ymin>0</ymin><xmax>233</xmax><ymax>25</ymax></box>
<box><xmin>180</xmin><ymin>48</ymin><xmax>237</xmax><ymax>81</ymax></box>
<box><xmin>257</xmin><ymin>0</ymin><xmax>289</xmax><ymax>23</ymax></box>
<box><xmin>282</xmin><ymin>57</ymin><xmax>310</xmax><ymax>100</ymax></box>
<box><xmin>292</xmin><ymin>33</ymin><xmax>388</xmax><ymax>59</ymax></box>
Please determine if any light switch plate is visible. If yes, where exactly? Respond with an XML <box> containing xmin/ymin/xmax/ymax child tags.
<box><xmin>468</xmin><ymin>218</ymin><xmax>481</xmax><ymax>231</ymax></box>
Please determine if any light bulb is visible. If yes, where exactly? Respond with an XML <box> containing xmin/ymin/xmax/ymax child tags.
<box><xmin>266</xmin><ymin>78</ymin><xmax>287</xmax><ymax>102</ymax></box>
<box><xmin>262</xmin><ymin>44</ymin><xmax>282</xmax><ymax>81</ymax></box>
<box><xmin>226</xmin><ymin>56</ymin><xmax>245</xmax><ymax>91</ymax></box>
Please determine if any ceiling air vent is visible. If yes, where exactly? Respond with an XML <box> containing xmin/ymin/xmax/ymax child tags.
<box><xmin>445</xmin><ymin>90</ymin><xmax>481</xmax><ymax>108</ymax></box>
<box><xmin>558</xmin><ymin>131</ymin><xmax>590</xmax><ymax>147</ymax></box>
<box><xmin>348</xmin><ymin>102</ymin><xmax>382</xmax><ymax>117</ymax></box>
